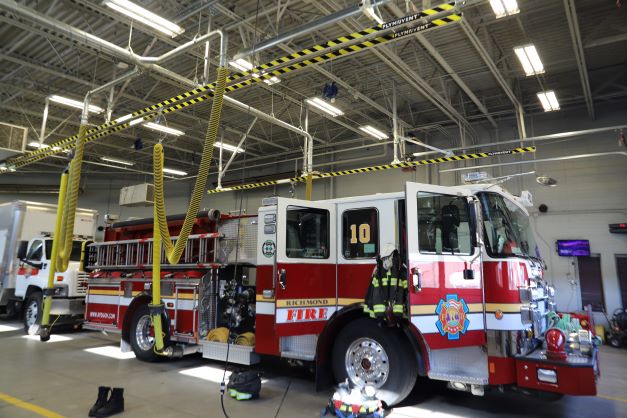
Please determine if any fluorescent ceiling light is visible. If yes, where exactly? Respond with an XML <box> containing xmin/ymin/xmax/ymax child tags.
<box><xmin>359</xmin><ymin>125</ymin><xmax>388</xmax><ymax>140</ymax></box>
<box><xmin>537</xmin><ymin>91</ymin><xmax>560</xmax><ymax>112</ymax></box>
<box><xmin>263</xmin><ymin>76</ymin><xmax>281</xmax><ymax>85</ymax></box>
<box><xmin>306</xmin><ymin>97</ymin><xmax>344</xmax><ymax>117</ymax></box>
<box><xmin>513</xmin><ymin>44</ymin><xmax>545</xmax><ymax>76</ymax></box>
<box><xmin>129</xmin><ymin>117</ymin><xmax>143</xmax><ymax>126</ymax></box>
<box><xmin>100</xmin><ymin>156</ymin><xmax>135</xmax><ymax>166</ymax></box>
<box><xmin>28</xmin><ymin>141</ymin><xmax>49</xmax><ymax>149</ymax></box>
<box><xmin>104</xmin><ymin>0</ymin><xmax>184</xmax><ymax>38</ymax></box>
<box><xmin>162</xmin><ymin>167</ymin><xmax>188</xmax><ymax>176</ymax></box>
<box><xmin>216</xmin><ymin>141</ymin><xmax>244</xmax><ymax>154</ymax></box>
<box><xmin>143</xmin><ymin>122</ymin><xmax>184</xmax><ymax>136</ymax></box>
<box><xmin>115</xmin><ymin>113</ymin><xmax>134</xmax><ymax>123</ymax></box>
<box><xmin>229</xmin><ymin>58</ymin><xmax>254</xmax><ymax>72</ymax></box>
<box><xmin>489</xmin><ymin>0</ymin><xmax>519</xmax><ymax>19</ymax></box>
<box><xmin>49</xmin><ymin>95</ymin><xmax>104</xmax><ymax>114</ymax></box>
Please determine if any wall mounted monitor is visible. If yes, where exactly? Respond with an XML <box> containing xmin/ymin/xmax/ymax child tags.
<box><xmin>556</xmin><ymin>240</ymin><xmax>590</xmax><ymax>257</ymax></box>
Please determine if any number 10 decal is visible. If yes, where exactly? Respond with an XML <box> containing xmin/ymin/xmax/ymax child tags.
<box><xmin>349</xmin><ymin>223</ymin><xmax>371</xmax><ymax>244</ymax></box>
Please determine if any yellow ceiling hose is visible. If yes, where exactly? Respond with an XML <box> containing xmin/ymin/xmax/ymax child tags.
<box><xmin>151</xmin><ymin>66</ymin><xmax>229</xmax><ymax>354</ymax></box>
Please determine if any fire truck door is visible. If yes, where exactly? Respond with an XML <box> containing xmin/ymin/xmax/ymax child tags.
<box><xmin>405</xmin><ymin>182</ymin><xmax>485</xmax><ymax>350</ymax></box>
<box><xmin>275</xmin><ymin>198</ymin><xmax>336</xmax><ymax>337</ymax></box>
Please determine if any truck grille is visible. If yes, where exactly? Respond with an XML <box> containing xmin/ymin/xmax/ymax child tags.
<box><xmin>75</xmin><ymin>273</ymin><xmax>89</xmax><ymax>296</ymax></box>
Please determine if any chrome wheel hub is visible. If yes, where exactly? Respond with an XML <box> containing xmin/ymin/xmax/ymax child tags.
<box><xmin>135</xmin><ymin>315</ymin><xmax>155</xmax><ymax>351</ymax></box>
<box><xmin>345</xmin><ymin>338</ymin><xmax>389</xmax><ymax>389</ymax></box>
<box><xmin>25</xmin><ymin>300</ymin><xmax>38</xmax><ymax>327</ymax></box>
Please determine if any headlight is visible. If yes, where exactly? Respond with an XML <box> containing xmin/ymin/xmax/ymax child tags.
<box><xmin>537</xmin><ymin>368</ymin><xmax>558</xmax><ymax>384</ymax></box>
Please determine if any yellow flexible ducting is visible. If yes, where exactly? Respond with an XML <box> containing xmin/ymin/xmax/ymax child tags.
<box><xmin>207</xmin><ymin>327</ymin><xmax>230</xmax><ymax>343</ymax></box>
<box><xmin>40</xmin><ymin>171</ymin><xmax>69</xmax><ymax>335</ymax></box>
<box><xmin>151</xmin><ymin>66</ymin><xmax>229</xmax><ymax>354</ymax></box>
<box><xmin>234</xmin><ymin>332</ymin><xmax>255</xmax><ymax>346</ymax></box>
<box><xmin>56</xmin><ymin>124</ymin><xmax>88</xmax><ymax>272</ymax></box>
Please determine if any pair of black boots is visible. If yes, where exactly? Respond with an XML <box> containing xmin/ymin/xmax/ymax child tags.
<box><xmin>89</xmin><ymin>386</ymin><xmax>124</xmax><ymax>417</ymax></box>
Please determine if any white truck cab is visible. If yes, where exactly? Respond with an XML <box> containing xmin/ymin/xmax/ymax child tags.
<box><xmin>0</xmin><ymin>201</ymin><xmax>97</xmax><ymax>333</ymax></box>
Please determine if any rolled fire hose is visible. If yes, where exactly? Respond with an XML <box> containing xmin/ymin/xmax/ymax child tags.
<box><xmin>207</xmin><ymin>327</ymin><xmax>230</xmax><ymax>343</ymax></box>
<box><xmin>234</xmin><ymin>332</ymin><xmax>255</xmax><ymax>346</ymax></box>
<box><xmin>39</xmin><ymin>171</ymin><xmax>69</xmax><ymax>339</ymax></box>
<box><xmin>151</xmin><ymin>66</ymin><xmax>229</xmax><ymax>354</ymax></box>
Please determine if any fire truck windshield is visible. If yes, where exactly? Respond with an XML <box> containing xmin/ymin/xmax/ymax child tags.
<box><xmin>478</xmin><ymin>192</ymin><xmax>539</xmax><ymax>259</ymax></box>
<box><xmin>45</xmin><ymin>240</ymin><xmax>84</xmax><ymax>262</ymax></box>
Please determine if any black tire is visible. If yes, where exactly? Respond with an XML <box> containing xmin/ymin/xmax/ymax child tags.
<box><xmin>332</xmin><ymin>317</ymin><xmax>418</xmax><ymax>406</ymax></box>
<box><xmin>609</xmin><ymin>336</ymin><xmax>622</xmax><ymax>348</ymax></box>
<box><xmin>23</xmin><ymin>292</ymin><xmax>43</xmax><ymax>334</ymax></box>
<box><xmin>129</xmin><ymin>304</ymin><xmax>170</xmax><ymax>362</ymax></box>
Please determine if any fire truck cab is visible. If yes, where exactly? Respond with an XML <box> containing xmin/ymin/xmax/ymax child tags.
<box><xmin>83</xmin><ymin>181</ymin><xmax>598</xmax><ymax>406</ymax></box>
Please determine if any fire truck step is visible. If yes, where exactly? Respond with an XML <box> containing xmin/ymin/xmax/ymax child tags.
<box><xmin>199</xmin><ymin>340</ymin><xmax>260</xmax><ymax>365</ymax></box>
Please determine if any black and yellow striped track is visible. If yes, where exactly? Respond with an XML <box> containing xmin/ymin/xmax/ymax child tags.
<box><xmin>207</xmin><ymin>147</ymin><xmax>537</xmax><ymax>194</ymax></box>
<box><xmin>6</xmin><ymin>2</ymin><xmax>461</xmax><ymax>170</ymax></box>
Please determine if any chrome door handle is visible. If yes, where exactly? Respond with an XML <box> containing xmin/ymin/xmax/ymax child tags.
<box><xmin>278</xmin><ymin>268</ymin><xmax>287</xmax><ymax>290</ymax></box>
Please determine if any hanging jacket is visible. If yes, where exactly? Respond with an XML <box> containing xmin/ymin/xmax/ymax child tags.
<box><xmin>363</xmin><ymin>250</ymin><xmax>408</xmax><ymax>318</ymax></box>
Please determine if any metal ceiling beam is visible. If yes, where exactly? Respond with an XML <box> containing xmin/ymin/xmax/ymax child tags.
<box><xmin>459</xmin><ymin>19</ymin><xmax>527</xmax><ymax>138</ymax></box>
<box><xmin>563</xmin><ymin>0</ymin><xmax>594</xmax><ymax>120</ymax></box>
<box><xmin>386</xmin><ymin>3</ymin><xmax>496</xmax><ymax>128</ymax></box>
<box><xmin>585</xmin><ymin>32</ymin><xmax>627</xmax><ymax>49</ymax></box>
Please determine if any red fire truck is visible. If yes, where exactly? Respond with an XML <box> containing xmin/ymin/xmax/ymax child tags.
<box><xmin>83</xmin><ymin>182</ymin><xmax>599</xmax><ymax>405</ymax></box>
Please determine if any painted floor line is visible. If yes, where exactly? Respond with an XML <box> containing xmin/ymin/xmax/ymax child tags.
<box><xmin>598</xmin><ymin>394</ymin><xmax>627</xmax><ymax>404</ymax></box>
<box><xmin>0</xmin><ymin>392</ymin><xmax>66</xmax><ymax>418</ymax></box>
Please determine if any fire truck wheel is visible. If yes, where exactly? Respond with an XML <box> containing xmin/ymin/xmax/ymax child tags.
<box><xmin>23</xmin><ymin>292</ymin><xmax>43</xmax><ymax>335</ymax></box>
<box><xmin>129</xmin><ymin>304</ymin><xmax>170</xmax><ymax>362</ymax></box>
<box><xmin>332</xmin><ymin>317</ymin><xmax>418</xmax><ymax>406</ymax></box>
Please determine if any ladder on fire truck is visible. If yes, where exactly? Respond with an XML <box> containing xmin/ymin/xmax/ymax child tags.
<box><xmin>86</xmin><ymin>233</ymin><xmax>224</xmax><ymax>270</ymax></box>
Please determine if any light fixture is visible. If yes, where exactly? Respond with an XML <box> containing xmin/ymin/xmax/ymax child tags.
<box><xmin>129</xmin><ymin>117</ymin><xmax>144</xmax><ymax>126</ymax></box>
<box><xmin>513</xmin><ymin>44</ymin><xmax>545</xmax><ymax>76</ymax></box>
<box><xmin>306</xmin><ymin>97</ymin><xmax>344</xmax><ymax>117</ymax></box>
<box><xmin>100</xmin><ymin>156</ymin><xmax>135</xmax><ymax>166</ymax></box>
<box><xmin>489</xmin><ymin>0</ymin><xmax>519</xmax><ymax>19</ymax></box>
<box><xmin>162</xmin><ymin>167</ymin><xmax>188</xmax><ymax>176</ymax></box>
<box><xmin>359</xmin><ymin>125</ymin><xmax>388</xmax><ymax>140</ymax></box>
<box><xmin>263</xmin><ymin>76</ymin><xmax>281</xmax><ymax>85</ymax></box>
<box><xmin>115</xmin><ymin>113</ymin><xmax>134</xmax><ymax>123</ymax></box>
<box><xmin>537</xmin><ymin>91</ymin><xmax>560</xmax><ymax>112</ymax></box>
<box><xmin>143</xmin><ymin>122</ymin><xmax>184</xmax><ymax>136</ymax></box>
<box><xmin>216</xmin><ymin>141</ymin><xmax>244</xmax><ymax>153</ymax></box>
<box><xmin>49</xmin><ymin>95</ymin><xmax>104</xmax><ymax>114</ymax></box>
<box><xmin>104</xmin><ymin>0</ymin><xmax>184</xmax><ymax>38</ymax></box>
<box><xmin>28</xmin><ymin>141</ymin><xmax>49</xmax><ymax>149</ymax></box>
<box><xmin>229</xmin><ymin>58</ymin><xmax>254</xmax><ymax>72</ymax></box>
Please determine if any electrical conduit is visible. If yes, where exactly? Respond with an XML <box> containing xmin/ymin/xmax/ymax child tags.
<box><xmin>150</xmin><ymin>66</ymin><xmax>229</xmax><ymax>354</ymax></box>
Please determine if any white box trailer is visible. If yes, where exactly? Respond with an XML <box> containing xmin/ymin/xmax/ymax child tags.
<box><xmin>0</xmin><ymin>201</ymin><xmax>98</xmax><ymax>332</ymax></box>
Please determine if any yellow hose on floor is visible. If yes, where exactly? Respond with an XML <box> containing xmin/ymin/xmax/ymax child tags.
<box><xmin>151</xmin><ymin>66</ymin><xmax>229</xmax><ymax>354</ymax></box>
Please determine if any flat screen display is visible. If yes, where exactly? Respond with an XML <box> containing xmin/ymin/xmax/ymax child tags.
<box><xmin>556</xmin><ymin>240</ymin><xmax>590</xmax><ymax>257</ymax></box>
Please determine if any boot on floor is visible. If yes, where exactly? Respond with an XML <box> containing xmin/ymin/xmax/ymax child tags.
<box><xmin>88</xmin><ymin>386</ymin><xmax>110</xmax><ymax>417</ymax></box>
<box><xmin>94</xmin><ymin>387</ymin><xmax>124</xmax><ymax>417</ymax></box>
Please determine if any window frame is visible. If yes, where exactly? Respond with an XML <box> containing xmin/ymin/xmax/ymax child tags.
<box><xmin>26</xmin><ymin>240</ymin><xmax>44</xmax><ymax>261</ymax></box>
<box><xmin>416</xmin><ymin>192</ymin><xmax>474</xmax><ymax>256</ymax></box>
<box><xmin>285</xmin><ymin>205</ymin><xmax>331</xmax><ymax>260</ymax></box>
<box><xmin>341</xmin><ymin>207</ymin><xmax>380</xmax><ymax>260</ymax></box>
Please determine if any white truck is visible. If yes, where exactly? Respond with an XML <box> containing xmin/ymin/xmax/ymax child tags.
<box><xmin>0</xmin><ymin>201</ymin><xmax>98</xmax><ymax>332</ymax></box>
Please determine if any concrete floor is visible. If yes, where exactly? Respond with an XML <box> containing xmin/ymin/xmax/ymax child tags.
<box><xmin>0</xmin><ymin>320</ymin><xmax>626</xmax><ymax>418</ymax></box>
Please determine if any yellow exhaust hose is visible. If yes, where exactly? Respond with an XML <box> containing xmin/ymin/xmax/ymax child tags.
<box><xmin>56</xmin><ymin>124</ymin><xmax>88</xmax><ymax>272</ymax></box>
<box><xmin>151</xmin><ymin>66</ymin><xmax>229</xmax><ymax>354</ymax></box>
<box><xmin>40</xmin><ymin>171</ymin><xmax>69</xmax><ymax>339</ymax></box>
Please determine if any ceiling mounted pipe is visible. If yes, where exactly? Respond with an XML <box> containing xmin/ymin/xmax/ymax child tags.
<box><xmin>233</xmin><ymin>0</ymin><xmax>390</xmax><ymax>60</ymax></box>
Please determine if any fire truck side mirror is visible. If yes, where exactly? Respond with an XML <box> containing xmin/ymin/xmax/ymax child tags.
<box><xmin>463</xmin><ymin>269</ymin><xmax>475</xmax><ymax>281</ymax></box>
<box><xmin>411</xmin><ymin>268</ymin><xmax>422</xmax><ymax>292</ymax></box>
<box><xmin>17</xmin><ymin>240</ymin><xmax>28</xmax><ymax>260</ymax></box>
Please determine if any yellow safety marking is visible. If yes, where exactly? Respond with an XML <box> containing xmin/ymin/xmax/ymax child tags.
<box><xmin>598</xmin><ymin>395</ymin><xmax>627</xmax><ymax>404</ymax></box>
<box><xmin>411</xmin><ymin>305</ymin><xmax>439</xmax><ymax>315</ymax></box>
<box><xmin>276</xmin><ymin>298</ymin><xmax>335</xmax><ymax>308</ymax></box>
<box><xmin>6</xmin><ymin>3</ymin><xmax>461</xmax><ymax>170</ymax></box>
<box><xmin>256</xmin><ymin>294</ymin><xmax>276</xmax><ymax>302</ymax></box>
<box><xmin>208</xmin><ymin>147</ymin><xmax>536</xmax><ymax>194</ymax></box>
<box><xmin>338</xmin><ymin>298</ymin><xmax>364</xmax><ymax>305</ymax></box>
<box><xmin>485</xmin><ymin>303</ymin><xmax>523</xmax><ymax>313</ymax></box>
<box><xmin>89</xmin><ymin>289</ymin><xmax>123</xmax><ymax>296</ymax></box>
<box><xmin>0</xmin><ymin>392</ymin><xmax>65</xmax><ymax>418</ymax></box>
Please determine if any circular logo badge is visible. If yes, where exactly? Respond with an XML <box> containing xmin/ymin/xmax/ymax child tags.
<box><xmin>262</xmin><ymin>240</ymin><xmax>276</xmax><ymax>258</ymax></box>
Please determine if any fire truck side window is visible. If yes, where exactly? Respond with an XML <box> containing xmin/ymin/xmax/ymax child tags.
<box><xmin>416</xmin><ymin>192</ymin><xmax>472</xmax><ymax>255</ymax></box>
<box><xmin>286</xmin><ymin>206</ymin><xmax>329</xmax><ymax>259</ymax></box>
<box><xmin>342</xmin><ymin>208</ymin><xmax>379</xmax><ymax>259</ymax></box>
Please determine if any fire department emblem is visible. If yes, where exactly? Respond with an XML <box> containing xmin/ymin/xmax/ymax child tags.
<box><xmin>435</xmin><ymin>294</ymin><xmax>469</xmax><ymax>340</ymax></box>
<box><xmin>262</xmin><ymin>240</ymin><xmax>276</xmax><ymax>258</ymax></box>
